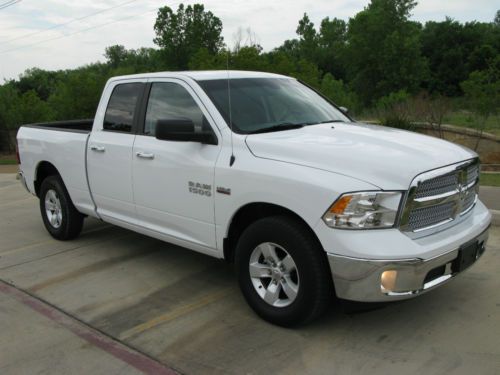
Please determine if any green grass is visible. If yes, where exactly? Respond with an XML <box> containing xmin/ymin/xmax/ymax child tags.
<box><xmin>443</xmin><ymin>111</ymin><xmax>500</xmax><ymax>137</ymax></box>
<box><xmin>480</xmin><ymin>173</ymin><xmax>500</xmax><ymax>187</ymax></box>
<box><xmin>0</xmin><ymin>159</ymin><xmax>17</xmax><ymax>165</ymax></box>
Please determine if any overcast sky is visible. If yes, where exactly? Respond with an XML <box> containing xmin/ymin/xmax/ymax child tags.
<box><xmin>0</xmin><ymin>0</ymin><xmax>498</xmax><ymax>81</ymax></box>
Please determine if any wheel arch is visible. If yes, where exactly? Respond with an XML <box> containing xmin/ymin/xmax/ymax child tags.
<box><xmin>223</xmin><ymin>202</ymin><xmax>324</xmax><ymax>263</ymax></box>
<box><xmin>34</xmin><ymin>161</ymin><xmax>61</xmax><ymax>197</ymax></box>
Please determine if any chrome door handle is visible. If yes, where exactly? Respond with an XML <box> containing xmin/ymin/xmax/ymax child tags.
<box><xmin>90</xmin><ymin>145</ymin><xmax>105</xmax><ymax>152</ymax></box>
<box><xmin>136</xmin><ymin>151</ymin><xmax>154</xmax><ymax>159</ymax></box>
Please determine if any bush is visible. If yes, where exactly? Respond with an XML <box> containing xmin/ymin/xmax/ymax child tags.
<box><xmin>376</xmin><ymin>90</ymin><xmax>415</xmax><ymax>130</ymax></box>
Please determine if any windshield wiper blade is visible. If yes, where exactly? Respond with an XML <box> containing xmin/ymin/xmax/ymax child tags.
<box><xmin>247</xmin><ymin>123</ymin><xmax>306</xmax><ymax>134</ymax></box>
<box><xmin>314</xmin><ymin>119</ymin><xmax>346</xmax><ymax>124</ymax></box>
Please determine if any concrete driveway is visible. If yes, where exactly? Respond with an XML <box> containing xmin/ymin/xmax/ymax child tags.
<box><xmin>0</xmin><ymin>173</ymin><xmax>499</xmax><ymax>375</ymax></box>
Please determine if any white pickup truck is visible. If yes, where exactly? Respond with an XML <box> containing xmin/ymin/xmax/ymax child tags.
<box><xmin>17</xmin><ymin>71</ymin><xmax>491</xmax><ymax>326</ymax></box>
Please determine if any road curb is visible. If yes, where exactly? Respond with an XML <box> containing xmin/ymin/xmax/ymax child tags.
<box><xmin>490</xmin><ymin>210</ymin><xmax>500</xmax><ymax>226</ymax></box>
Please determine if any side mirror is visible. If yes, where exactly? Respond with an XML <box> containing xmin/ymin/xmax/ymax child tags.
<box><xmin>155</xmin><ymin>119</ymin><xmax>217</xmax><ymax>145</ymax></box>
<box><xmin>339</xmin><ymin>106</ymin><xmax>349</xmax><ymax>114</ymax></box>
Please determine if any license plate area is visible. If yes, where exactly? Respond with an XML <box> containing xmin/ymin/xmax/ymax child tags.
<box><xmin>452</xmin><ymin>241</ymin><xmax>479</xmax><ymax>272</ymax></box>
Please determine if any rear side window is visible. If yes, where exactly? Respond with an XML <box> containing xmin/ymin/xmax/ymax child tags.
<box><xmin>103</xmin><ymin>83</ymin><xmax>143</xmax><ymax>132</ymax></box>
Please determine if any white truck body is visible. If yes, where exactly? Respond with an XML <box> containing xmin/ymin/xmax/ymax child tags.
<box><xmin>17</xmin><ymin>71</ymin><xmax>491</xmax><ymax>322</ymax></box>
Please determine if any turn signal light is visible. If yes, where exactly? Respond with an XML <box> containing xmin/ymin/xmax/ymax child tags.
<box><xmin>328</xmin><ymin>195</ymin><xmax>352</xmax><ymax>214</ymax></box>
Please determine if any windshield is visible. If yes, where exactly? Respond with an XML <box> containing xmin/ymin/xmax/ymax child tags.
<box><xmin>197</xmin><ymin>78</ymin><xmax>351</xmax><ymax>134</ymax></box>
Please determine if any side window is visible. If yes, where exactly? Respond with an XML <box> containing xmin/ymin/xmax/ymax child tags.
<box><xmin>144</xmin><ymin>82</ymin><xmax>209</xmax><ymax>136</ymax></box>
<box><xmin>103</xmin><ymin>83</ymin><xmax>143</xmax><ymax>132</ymax></box>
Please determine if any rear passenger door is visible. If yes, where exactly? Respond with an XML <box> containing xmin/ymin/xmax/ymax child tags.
<box><xmin>87</xmin><ymin>81</ymin><xmax>145</xmax><ymax>224</ymax></box>
<box><xmin>132</xmin><ymin>79</ymin><xmax>221</xmax><ymax>249</ymax></box>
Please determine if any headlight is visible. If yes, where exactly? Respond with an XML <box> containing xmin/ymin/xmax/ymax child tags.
<box><xmin>322</xmin><ymin>191</ymin><xmax>402</xmax><ymax>229</ymax></box>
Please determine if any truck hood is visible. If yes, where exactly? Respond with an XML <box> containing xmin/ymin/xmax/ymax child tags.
<box><xmin>245</xmin><ymin>122</ymin><xmax>476</xmax><ymax>189</ymax></box>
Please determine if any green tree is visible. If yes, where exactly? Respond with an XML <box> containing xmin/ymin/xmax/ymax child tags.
<box><xmin>188</xmin><ymin>48</ymin><xmax>226</xmax><ymax>70</ymax></box>
<box><xmin>48</xmin><ymin>65</ymin><xmax>109</xmax><ymax>120</ymax></box>
<box><xmin>154</xmin><ymin>3</ymin><xmax>224</xmax><ymax>70</ymax></box>
<box><xmin>318</xmin><ymin>17</ymin><xmax>348</xmax><ymax>80</ymax></box>
<box><xmin>346</xmin><ymin>0</ymin><xmax>427</xmax><ymax>104</ymax></box>
<box><xmin>421</xmin><ymin>19</ymin><xmax>500</xmax><ymax>96</ymax></box>
<box><xmin>320</xmin><ymin>73</ymin><xmax>360</xmax><ymax>114</ymax></box>
<box><xmin>0</xmin><ymin>84</ymin><xmax>21</xmax><ymax>130</ymax></box>
<box><xmin>460</xmin><ymin>57</ymin><xmax>500</xmax><ymax>149</ymax></box>
<box><xmin>104</xmin><ymin>45</ymin><xmax>128</xmax><ymax>68</ymax></box>
<box><xmin>15</xmin><ymin>68</ymin><xmax>62</xmax><ymax>101</ymax></box>
<box><xmin>296</xmin><ymin>13</ymin><xmax>318</xmax><ymax>60</ymax></box>
<box><xmin>18</xmin><ymin>90</ymin><xmax>54</xmax><ymax>125</ymax></box>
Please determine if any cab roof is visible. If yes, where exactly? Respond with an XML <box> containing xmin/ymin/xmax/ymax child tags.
<box><xmin>108</xmin><ymin>70</ymin><xmax>290</xmax><ymax>83</ymax></box>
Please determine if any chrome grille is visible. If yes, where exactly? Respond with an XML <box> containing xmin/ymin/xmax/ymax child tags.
<box><xmin>407</xmin><ymin>202</ymin><xmax>455</xmax><ymax>231</ymax></box>
<box><xmin>401</xmin><ymin>159</ymin><xmax>480</xmax><ymax>234</ymax></box>
<box><xmin>466</xmin><ymin>164</ymin><xmax>479</xmax><ymax>186</ymax></box>
<box><xmin>414</xmin><ymin>172</ymin><xmax>458</xmax><ymax>199</ymax></box>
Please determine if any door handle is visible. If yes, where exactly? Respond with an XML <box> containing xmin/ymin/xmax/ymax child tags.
<box><xmin>136</xmin><ymin>151</ymin><xmax>155</xmax><ymax>159</ymax></box>
<box><xmin>90</xmin><ymin>145</ymin><xmax>105</xmax><ymax>152</ymax></box>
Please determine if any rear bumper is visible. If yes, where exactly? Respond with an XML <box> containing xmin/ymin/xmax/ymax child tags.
<box><xmin>17</xmin><ymin>170</ymin><xmax>30</xmax><ymax>193</ymax></box>
<box><xmin>327</xmin><ymin>225</ymin><xmax>490</xmax><ymax>302</ymax></box>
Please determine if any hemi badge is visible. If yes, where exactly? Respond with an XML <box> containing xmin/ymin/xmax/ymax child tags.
<box><xmin>216</xmin><ymin>187</ymin><xmax>231</xmax><ymax>195</ymax></box>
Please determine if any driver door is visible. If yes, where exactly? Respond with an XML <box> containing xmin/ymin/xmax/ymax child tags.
<box><xmin>132</xmin><ymin>79</ymin><xmax>221</xmax><ymax>249</ymax></box>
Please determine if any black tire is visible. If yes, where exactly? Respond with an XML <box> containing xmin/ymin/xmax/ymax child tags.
<box><xmin>39</xmin><ymin>175</ymin><xmax>84</xmax><ymax>240</ymax></box>
<box><xmin>235</xmin><ymin>215</ymin><xmax>333</xmax><ymax>327</ymax></box>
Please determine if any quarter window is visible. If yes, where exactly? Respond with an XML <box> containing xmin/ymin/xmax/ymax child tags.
<box><xmin>144</xmin><ymin>82</ymin><xmax>208</xmax><ymax>136</ymax></box>
<box><xmin>103</xmin><ymin>83</ymin><xmax>143</xmax><ymax>132</ymax></box>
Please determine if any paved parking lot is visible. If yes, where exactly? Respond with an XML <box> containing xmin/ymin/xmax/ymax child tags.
<box><xmin>0</xmin><ymin>173</ymin><xmax>499</xmax><ymax>374</ymax></box>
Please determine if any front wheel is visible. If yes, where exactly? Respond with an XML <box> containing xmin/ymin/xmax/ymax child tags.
<box><xmin>235</xmin><ymin>216</ymin><xmax>333</xmax><ymax>326</ymax></box>
<box><xmin>39</xmin><ymin>175</ymin><xmax>84</xmax><ymax>240</ymax></box>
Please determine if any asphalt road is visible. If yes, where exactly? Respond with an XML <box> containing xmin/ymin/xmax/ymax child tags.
<box><xmin>0</xmin><ymin>173</ymin><xmax>499</xmax><ymax>375</ymax></box>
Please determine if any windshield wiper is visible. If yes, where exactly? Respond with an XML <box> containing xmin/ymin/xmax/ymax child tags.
<box><xmin>247</xmin><ymin>123</ymin><xmax>307</xmax><ymax>134</ymax></box>
<box><xmin>313</xmin><ymin>119</ymin><xmax>346</xmax><ymax>125</ymax></box>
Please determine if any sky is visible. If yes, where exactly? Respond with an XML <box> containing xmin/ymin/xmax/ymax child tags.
<box><xmin>0</xmin><ymin>0</ymin><xmax>498</xmax><ymax>81</ymax></box>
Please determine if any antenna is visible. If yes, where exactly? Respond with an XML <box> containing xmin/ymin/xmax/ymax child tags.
<box><xmin>227</xmin><ymin>49</ymin><xmax>236</xmax><ymax>167</ymax></box>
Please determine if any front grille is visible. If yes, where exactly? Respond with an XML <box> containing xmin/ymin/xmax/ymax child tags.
<box><xmin>461</xmin><ymin>188</ymin><xmax>477</xmax><ymax>213</ymax></box>
<box><xmin>414</xmin><ymin>172</ymin><xmax>458</xmax><ymax>199</ymax></box>
<box><xmin>407</xmin><ymin>202</ymin><xmax>455</xmax><ymax>231</ymax></box>
<box><xmin>401</xmin><ymin>159</ymin><xmax>479</xmax><ymax>233</ymax></box>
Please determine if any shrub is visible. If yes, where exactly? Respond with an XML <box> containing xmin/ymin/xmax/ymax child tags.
<box><xmin>376</xmin><ymin>90</ymin><xmax>415</xmax><ymax>130</ymax></box>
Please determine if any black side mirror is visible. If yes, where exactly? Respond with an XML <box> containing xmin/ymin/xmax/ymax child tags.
<box><xmin>155</xmin><ymin>119</ymin><xmax>217</xmax><ymax>145</ymax></box>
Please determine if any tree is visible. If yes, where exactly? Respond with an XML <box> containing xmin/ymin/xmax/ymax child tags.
<box><xmin>346</xmin><ymin>0</ymin><xmax>427</xmax><ymax>104</ymax></box>
<box><xmin>320</xmin><ymin>73</ymin><xmax>360</xmax><ymax>113</ymax></box>
<box><xmin>318</xmin><ymin>17</ymin><xmax>348</xmax><ymax>80</ymax></box>
<box><xmin>460</xmin><ymin>57</ymin><xmax>500</xmax><ymax>150</ymax></box>
<box><xmin>296</xmin><ymin>13</ymin><xmax>318</xmax><ymax>60</ymax></box>
<box><xmin>15</xmin><ymin>68</ymin><xmax>62</xmax><ymax>101</ymax></box>
<box><xmin>104</xmin><ymin>45</ymin><xmax>128</xmax><ymax>68</ymax></box>
<box><xmin>153</xmin><ymin>3</ymin><xmax>224</xmax><ymax>70</ymax></box>
<box><xmin>421</xmin><ymin>19</ymin><xmax>500</xmax><ymax>96</ymax></box>
<box><xmin>48</xmin><ymin>65</ymin><xmax>109</xmax><ymax>120</ymax></box>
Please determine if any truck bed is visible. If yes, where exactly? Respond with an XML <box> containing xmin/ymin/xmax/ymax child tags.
<box><xmin>17</xmin><ymin>124</ymin><xmax>96</xmax><ymax>217</ymax></box>
<box><xmin>23</xmin><ymin>119</ymin><xmax>93</xmax><ymax>133</ymax></box>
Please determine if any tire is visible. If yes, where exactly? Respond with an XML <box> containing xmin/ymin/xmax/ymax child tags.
<box><xmin>235</xmin><ymin>215</ymin><xmax>333</xmax><ymax>327</ymax></box>
<box><xmin>39</xmin><ymin>175</ymin><xmax>84</xmax><ymax>240</ymax></box>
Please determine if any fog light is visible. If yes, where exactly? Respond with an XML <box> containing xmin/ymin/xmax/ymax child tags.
<box><xmin>381</xmin><ymin>270</ymin><xmax>398</xmax><ymax>292</ymax></box>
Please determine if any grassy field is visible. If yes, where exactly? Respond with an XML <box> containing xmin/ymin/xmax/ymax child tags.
<box><xmin>481</xmin><ymin>173</ymin><xmax>500</xmax><ymax>187</ymax></box>
<box><xmin>443</xmin><ymin>111</ymin><xmax>500</xmax><ymax>137</ymax></box>
<box><xmin>0</xmin><ymin>159</ymin><xmax>16</xmax><ymax>165</ymax></box>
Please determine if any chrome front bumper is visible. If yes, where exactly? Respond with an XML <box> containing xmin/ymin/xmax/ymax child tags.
<box><xmin>328</xmin><ymin>226</ymin><xmax>490</xmax><ymax>302</ymax></box>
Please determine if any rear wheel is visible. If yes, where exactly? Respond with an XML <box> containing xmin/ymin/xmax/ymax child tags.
<box><xmin>39</xmin><ymin>175</ymin><xmax>84</xmax><ymax>240</ymax></box>
<box><xmin>235</xmin><ymin>216</ymin><xmax>333</xmax><ymax>326</ymax></box>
